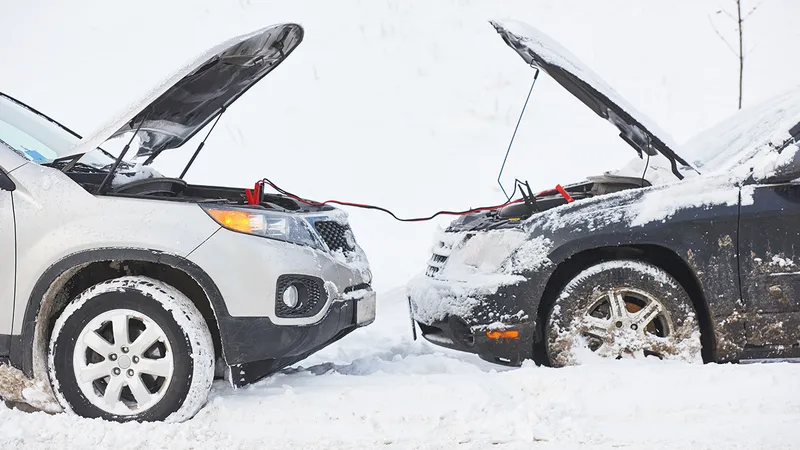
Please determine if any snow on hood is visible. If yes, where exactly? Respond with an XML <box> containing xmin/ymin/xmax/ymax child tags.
<box><xmin>70</xmin><ymin>23</ymin><xmax>304</xmax><ymax>163</ymax></box>
<box><xmin>489</xmin><ymin>19</ymin><xmax>696</xmax><ymax>179</ymax></box>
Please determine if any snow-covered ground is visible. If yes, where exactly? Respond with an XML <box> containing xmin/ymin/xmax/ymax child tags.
<box><xmin>4</xmin><ymin>0</ymin><xmax>800</xmax><ymax>448</ymax></box>
<box><xmin>3</xmin><ymin>290</ymin><xmax>800</xmax><ymax>449</ymax></box>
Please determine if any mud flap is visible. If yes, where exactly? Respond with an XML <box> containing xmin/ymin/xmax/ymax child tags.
<box><xmin>407</xmin><ymin>296</ymin><xmax>417</xmax><ymax>341</ymax></box>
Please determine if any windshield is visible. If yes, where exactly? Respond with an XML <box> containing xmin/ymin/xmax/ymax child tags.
<box><xmin>0</xmin><ymin>94</ymin><xmax>116</xmax><ymax>169</ymax></box>
<box><xmin>681</xmin><ymin>86</ymin><xmax>800</xmax><ymax>173</ymax></box>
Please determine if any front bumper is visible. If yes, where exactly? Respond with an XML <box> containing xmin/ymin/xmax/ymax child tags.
<box><xmin>410</xmin><ymin>297</ymin><xmax>533</xmax><ymax>366</ymax></box>
<box><xmin>408</xmin><ymin>276</ymin><xmax>537</xmax><ymax>366</ymax></box>
<box><xmin>225</xmin><ymin>290</ymin><xmax>376</xmax><ymax>387</ymax></box>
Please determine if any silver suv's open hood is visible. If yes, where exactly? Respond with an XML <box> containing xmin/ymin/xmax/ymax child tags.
<box><xmin>490</xmin><ymin>19</ymin><xmax>697</xmax><ymax>179</ymax></box>
<box><xmin>71</xmin><ymin>23</ymin><xmax>303</xmax><ymax>162</ymax></box>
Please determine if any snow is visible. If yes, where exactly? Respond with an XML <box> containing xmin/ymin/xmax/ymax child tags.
<box><xmin>110</xmin><ymin>162</ymin><xmax>164</xmax><ymax>187</ymax></box>
<box><xmin>629</xmin><ymin>175</ymin><xmax>744</xmax><ymax>227</ymax></box>
<box><xmin>770</xmin><ymin>255</ymin><xmax>796</xmax><ymax>268</ymax></box>
<box><xmin>3</xmin><ymin>290</ymin><xmax>800</xmax><ymax>449</ymax></box>
<box><xmin>0</xmin><ymin>365</ymin><xmax>60</xmax><ymax>414</ymax></box>
<box><xmin>406</xmin><ymin>230</ymin><xmax>551</xmax><ymax>325</ymax></box>
<box><xmin>4</xmin><ymin>0</ymin><xmax>800</xmax><ymax>447</ymax></box>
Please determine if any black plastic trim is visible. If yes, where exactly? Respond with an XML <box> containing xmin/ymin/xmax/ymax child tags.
<box><xmin>0</xmin><ymin>334</ymin><xmax>10</xmax><ymax>356</ymax></box>
<box><xmin>227</xmin><ymin>299</ymin><xmax>359</xmax><ymax>384</ymax></box>
<box><xmin>14</xmin><ymin>248</ymin><xmax>229</xmax><ymax>377</ymax></box>
<box><xmin>0</xmin><ymin>166</ymin><xmax>16</xmax><ymax>192</ymax></box>
<box><xmin>418</xmin><ymin>318</ymin><xmax>533</xmax><ymax>367</ymax></box>
<box><xmin>274</xmin><ymin>274</ymin><xmax>327</xmax><ymax>318</ymax></box>
<box><xmin>14</xmin><ymin>247</ymin><xmax>365</xmax><ymax>387</ymax></box>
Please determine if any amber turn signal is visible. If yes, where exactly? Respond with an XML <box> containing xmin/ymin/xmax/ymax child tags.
<box><xmin>485</xmin><ymin>330</ymin><xmax>519</xmax><ymax>339</ymax></box>
<box><xmin>205</xmin><ymin>209</ymin><xmax>254</xmax><ymax>233</ymax></box>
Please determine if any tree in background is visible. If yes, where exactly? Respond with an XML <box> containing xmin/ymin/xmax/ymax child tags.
<box><xmin>709</xmin><ymin>0</ymin><xmax>766</xmax><ymax>109</ymax></box>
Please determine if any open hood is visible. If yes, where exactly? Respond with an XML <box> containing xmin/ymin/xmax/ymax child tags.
<box><xmin>490</xmin><ymin>19</ymin><xmax>697</xmax><ymax>179</ymax></box>
<box><xmin>70</xmin><ymin>23</ymin><xmax>303</xmax><ymax>162</ymax></box>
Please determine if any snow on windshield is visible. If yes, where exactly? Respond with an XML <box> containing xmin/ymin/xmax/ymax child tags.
<box><xmin>681</xmin><ymin>85</ymin><xmax>800</xmax><ymax>174</ymax></box>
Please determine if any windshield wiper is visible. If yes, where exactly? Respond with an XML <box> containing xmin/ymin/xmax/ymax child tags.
<box><xmin>48</xmin><ymin>153</ymin><xmax>86</xmax><ymax>172</ymax></box>
<box><xmin>44</xmin><ymin>154</ymin><xmax>108</xmax><ymax>173</ymax></box>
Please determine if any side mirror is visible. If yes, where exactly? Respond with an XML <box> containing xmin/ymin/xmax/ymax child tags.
<box><xmin>0</xmin><ymin>167</ymin><xmax>16</xmax><ymax>192</ymax></box>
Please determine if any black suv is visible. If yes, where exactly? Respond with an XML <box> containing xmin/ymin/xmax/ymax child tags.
<box><xmin>408</xmin><ymin>19</ymin><xmax>800</xmax><ymax>368</ymax></box>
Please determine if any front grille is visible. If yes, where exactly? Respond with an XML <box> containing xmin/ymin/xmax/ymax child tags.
<box><xmin>426</xmin><ymin>242</ymin><xmax>453</xmax><ymax>277</ymax></box>
<box><xmin>315</xmin><ymin>221</ymin><xmax>355</xmax><ymax>254</ymax></box>
<box><xmin>275</xmin><ymin>275</ymin><xmax>327</xmax><ymax>318</ymax></box>
<box><xmin>425</xmin><ymin>233</ymin><xmax>474</xmax><ymax>277</ymax></box>
<box><xmin>344</xmin><ymin>283</ymin><xmax>371</xmax><ymax>294</ymax></box>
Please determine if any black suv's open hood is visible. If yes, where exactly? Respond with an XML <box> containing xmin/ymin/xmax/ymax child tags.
<box><xmin>70</xmin><ymin>23</ymin><xmax>303</xmax><ymax>162</ymax></box>
<box><xmin>490</xmin><ymin>20</ymin><xmax>697</xmax><ymax>179</ymax></box>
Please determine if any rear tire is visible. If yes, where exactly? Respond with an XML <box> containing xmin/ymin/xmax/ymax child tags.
<box><xmin>545</xmin><ymin>260</ymin><xmax>702</xmax><ymax>367</ymax></box>
<box><xmin>48</xmin><ymin>276</ymin><xmax>214</xmax><ymax>422</ymax></box>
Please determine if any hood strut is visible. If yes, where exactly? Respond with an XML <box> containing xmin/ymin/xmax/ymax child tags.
<box><xmin>96</xmin><ymin>110</ymin><xmax>151</xmax><ymax>194</ymax></box>
<box><xmin>497</xmin><ymin>67</ymin><xmax>540</xmax><ymax>200</ymax></box>
<box><xmin>178</xmin><ymin>106</ymin><xmax>226</xmax><ymax>179</ymax></box>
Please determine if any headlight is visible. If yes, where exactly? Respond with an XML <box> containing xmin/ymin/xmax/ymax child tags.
<box><xmin>202</xmin><ymin>205</ymin><xmax>323</xmax><ymax>249</ymax></box>
<box><xmin>453</xmin><ymin>230</ymin><xmax>526</xmax><ymax>273</ymax></box>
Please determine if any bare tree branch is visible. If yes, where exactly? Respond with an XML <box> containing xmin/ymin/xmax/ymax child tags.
<box><xmin>737</xmin><ymin>0</ymin><xmax>744</xmax><ymax>109</ymax></box>
<box><xmin>708</xmin><ymin>14</ymin><xmax>739</xmax><ymax>57</ymax></box>
<box><xmin>716</xmin><ymin>8</ymin><xmax>736</xmax><ymax>21</ymax></box>
<box><xmin>744</xmin><ymin>0</ymin><xmax>767</xmax><ymax>20</ymax></box>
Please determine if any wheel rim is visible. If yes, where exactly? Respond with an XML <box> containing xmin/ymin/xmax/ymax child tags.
<box><xmin>71</xmin><ymin>309</ymin><xmax>174</xmax><ymax>416</ymax></box>
<box><xmin>576</xmin><ymin>287</ymin><xmax>674</xmax><ymax>359</ymax></box>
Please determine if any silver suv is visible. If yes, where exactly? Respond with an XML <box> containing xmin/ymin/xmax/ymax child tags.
<box><xmin>0</xmin><ymin>22</ymin><xmax>375</xmax><ymax>422</ymax></box>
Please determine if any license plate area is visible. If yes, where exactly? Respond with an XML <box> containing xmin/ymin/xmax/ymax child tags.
<box><xmin>356</xmin><ymin>291</ymin><xmax>376</xmax><ymax>326</ymax></box>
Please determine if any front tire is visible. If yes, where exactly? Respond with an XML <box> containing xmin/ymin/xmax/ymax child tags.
<box><xmin>48</xmin><ymin>276</ymin><xmax>214</xmax><ymax>422</ymax></box>
<box><xmin>545</xmin><ymin>260</ymin><xmax>702</xmax><ymax>367</ymax></box>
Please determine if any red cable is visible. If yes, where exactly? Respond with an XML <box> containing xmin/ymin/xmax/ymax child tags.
<box><xmin>250</xmin><ymin>179</ymin><xmax>574</xmax><ymax>222</ymax></box>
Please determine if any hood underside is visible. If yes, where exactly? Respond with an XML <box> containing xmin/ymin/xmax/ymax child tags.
<box><xmin>70</xmin><ymin>23</ymin><xmax>303</xmax><ymax>163</ymax></box>
<box><xmin>490</xmin><ymin>19</ymin><xmax>697</xmax><ymax>179</ymax></box>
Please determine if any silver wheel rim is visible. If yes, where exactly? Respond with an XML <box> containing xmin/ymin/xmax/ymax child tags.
<box><xmin>576</xmin><ymin>287</ymin><xmax>674</xmax><ymax>359</ymax></box>
<box><xmin>72</xmin><ymin>309</ymin><xmax>174</xmax><ymax>416</ymax></box>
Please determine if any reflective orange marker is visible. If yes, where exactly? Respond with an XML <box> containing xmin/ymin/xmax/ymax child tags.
<box><xmin>486</xmin><ymin>330</ymin><xmax>519</xmax><ymax>339</ymax></box>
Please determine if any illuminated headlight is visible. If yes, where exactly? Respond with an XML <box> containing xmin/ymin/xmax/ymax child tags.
<box><xmin>201</xmin><ymin>205</ymin><xmax>323</xmax><ymax>249</ymax></box>
<box><xmin>282</xmin><ymin>285</ymin><xmax>299</xmax><ymax>308</ymax></box>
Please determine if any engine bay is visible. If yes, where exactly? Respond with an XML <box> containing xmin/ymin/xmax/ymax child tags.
<box><xmin>55</xmin><ymin>167</ymin><xmax>331</xmax><ymax>213</ymax></box>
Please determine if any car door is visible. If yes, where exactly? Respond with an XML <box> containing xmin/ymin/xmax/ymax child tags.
<box><xmin>0</xmin><ymin>165</ymin><xmax>16</xmax><ymax>353</ymax></box>
<box><xmin>738</xmin><ymin>145</ymin><xmax>800</xmax><ymax>356</ymax></box>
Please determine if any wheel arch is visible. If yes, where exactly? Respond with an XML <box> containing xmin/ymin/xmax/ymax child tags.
<box><xmin>12</xmin><ymin>248</ymin><xmax>228</xmax><ymax>379</ymax></box>
<box><xmin>533</xmin><ymin>244</ymin><xmax>716</xmax><ymax>363</ymax></box>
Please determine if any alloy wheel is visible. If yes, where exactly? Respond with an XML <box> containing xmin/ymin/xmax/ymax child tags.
<box><xmin>71</xmin><ymin>309</ymin><xmax>174</xmax><ymax>416</ymax></box>
<box><xmin>576</xmin><ymin>287</ymin><xmax>674</xmax><ymax>359</ymax></box>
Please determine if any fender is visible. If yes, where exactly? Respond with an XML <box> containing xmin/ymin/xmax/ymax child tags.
<box><xmin>12</xmin><ymin>248</ymin><xmax>228</xmax><ymax>377</ymax></box>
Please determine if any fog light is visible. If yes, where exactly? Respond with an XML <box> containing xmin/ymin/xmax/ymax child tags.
<box><xmin>282</xmin><ymin>285</ymin><xmax>299</xmax><ymax>308</ymax></box>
